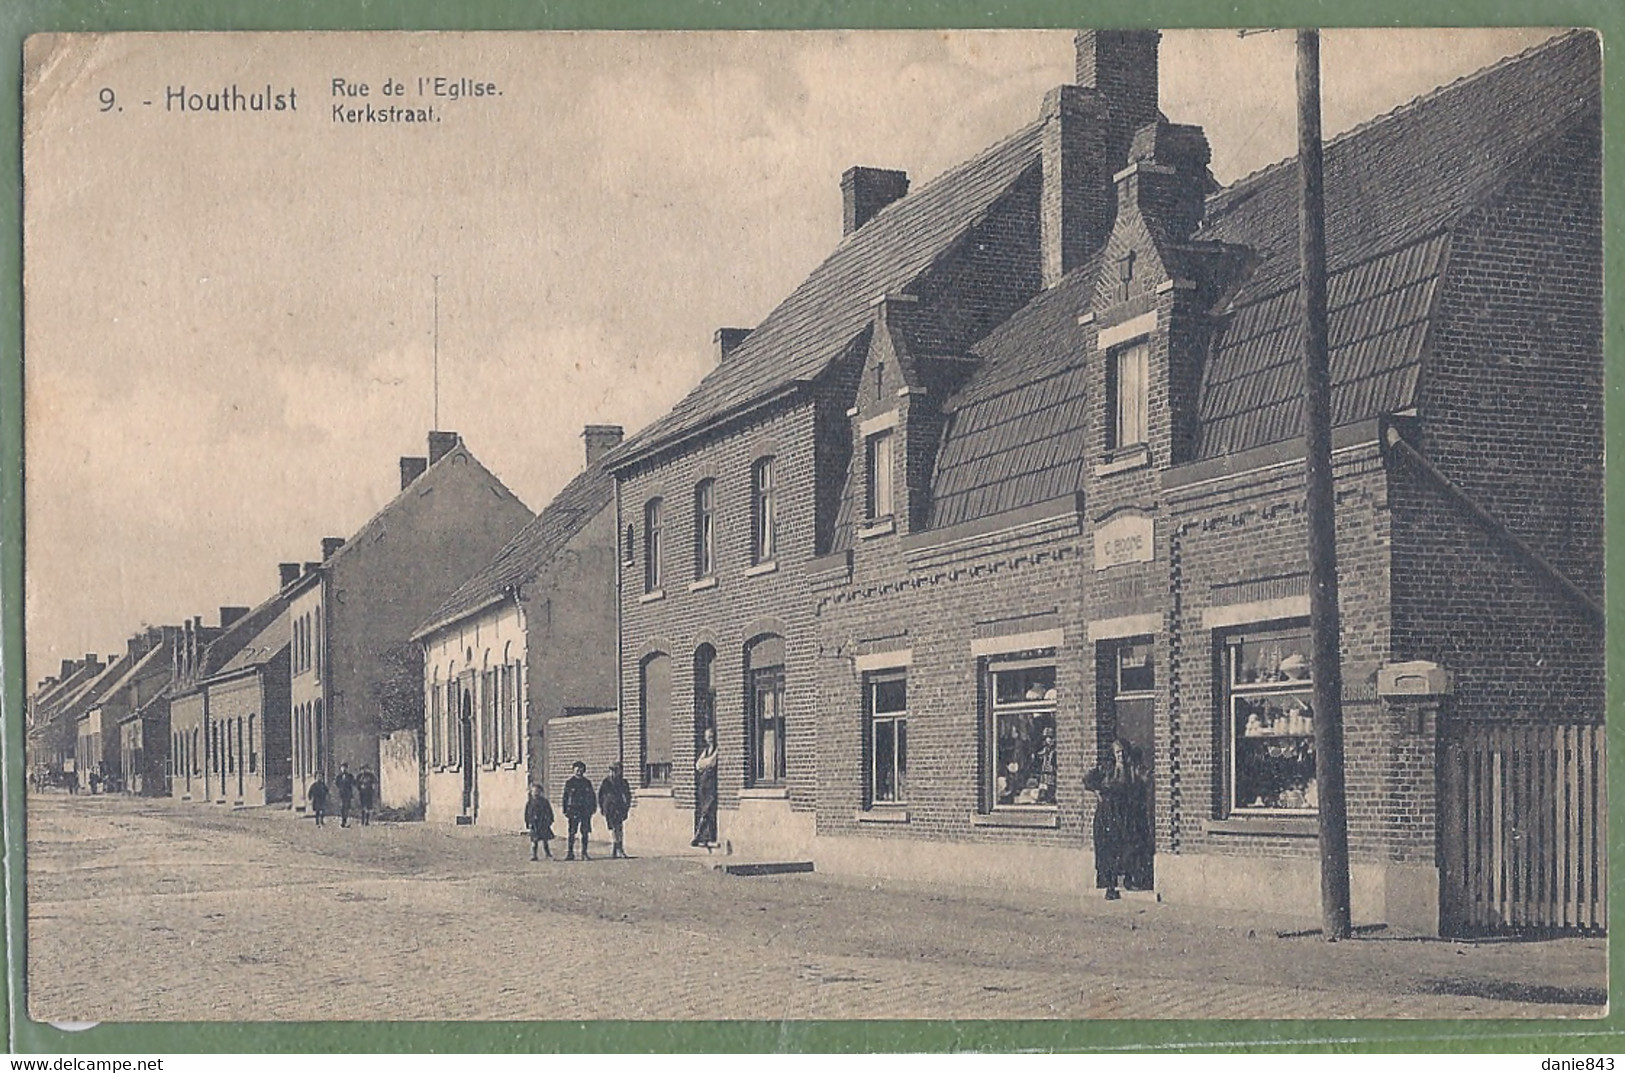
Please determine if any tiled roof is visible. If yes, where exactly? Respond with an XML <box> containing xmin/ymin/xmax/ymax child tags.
<box><xmin>928</xmin><ymin>264</ymin><xmax>1101</xmax><ymax>530</ymax></box>
<box><xmin>413</xmin><ymin>455</ymin><xmax>616</xmax><ymax>640</ymax></box>
<box><xmin>92</xmin><ymin>643</ymin><xmax>169</xmax><ymax>705</ymax></box>
<box><xmin>199</xmin><ymin>597</ymin><xmax>288</xmax><ymax>680</ymax></box>
<box><xmin>215</xmin><ymin>605</ymin><xmax>290</xmax><ymax>677</ymax></box>
<box><xmin>1192</xmin><ymin>30</ymin><xmax>1598</xmax><ymax>458</ymax></box>
<box><xmin>611</xmin><ymin>120</ymin><xmax>1046</xmax><ymax>465</ymax></box>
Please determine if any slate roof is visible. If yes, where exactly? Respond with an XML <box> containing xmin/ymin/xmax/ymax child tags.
<box><xmin>412</xmin><ymin>455</ymin><xmax>616</xmax><ymax>641</ymax></box>
<box><xmin>610</xmin><ymin>120</ymin><xmax>1046</xmax><ymax>466</ymax></box>
<box><xmin>1191</xmin><ymin>29</ymin><xmax>1599</xmax><ymax>458</ymax></box>
<box><xmin>215</xmin><ymin>605</ymin><xmax>290</xmax><ymax>677</ymax></box>
<box><xmin>92</xmin><ymin>643</ymin><xmax>170</xmax><ymax>705</ymax></box>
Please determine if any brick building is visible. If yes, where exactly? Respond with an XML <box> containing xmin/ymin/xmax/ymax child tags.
<box><xmin>284</xmin><ymin>432</ymin><xmax>533</xmax><ymax>813</ymax></box>
<box><xmin>411</xmin><ymin>425</ymin><xmax>622</xmax><ymax>826</ymax></box>
<box><xmin>89</xmin><ymin>627</ymin><xmax>180</xmax><ymax>796</ymax></box>
<box><xmin>27</xmin><ymin>654</ymin><xmax>107</xmax><ymax>786</ymax></box>
<box><xmin>614</xmin><ymin>30</ymin><xmax>1602</xmax><ymax>934</ymax></box>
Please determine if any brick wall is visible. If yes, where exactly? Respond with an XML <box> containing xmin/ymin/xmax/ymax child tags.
<box><xmin>544</xmin><ymin>712</ymin><xmax>621</xmax><ymax>808</ymax></box>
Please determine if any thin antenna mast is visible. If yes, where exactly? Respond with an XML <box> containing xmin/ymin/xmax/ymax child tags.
<box><xmin>432</xmin><ymin>274</ymin><xmax>440</xmax><ymax>430</ymax></box>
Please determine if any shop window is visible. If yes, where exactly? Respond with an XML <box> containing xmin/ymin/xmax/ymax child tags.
<box><xmin>641</xmin><ymin>652</ymin><xmax>673</xmax><ymax>787</ymax></box>
<box><xmin>865</xmin><ymin>430</ymin><xmax>894</xmax><ymax>521</ymax></box>
<box><xmin>986</xmin><ymin>657</ymin><xmax>1057</xmax><ymax>809</ymax></box>
<box><xmin>865</xmin><ymin>672</ymin><xmax>907</xmax><ymax>805</ymax></box>
<box><xmin>1222</xmin><ymin>626</ymin><xmax>1316</xmax><ymax>814</ymax></box>
<box><xmin>643</xmin><ymin>498</ymin><xmax>664</xmax><ymax>593</ymax></box>
<box><xmin>694</xmin><ymin>479</ymin><xmax>716</xmax><ymax>579</ymax></box>
<box><xmin>1108</xmin><ymin>339</ymin><xmax>1149</xmax><ymax>450</ymax></box>
<box><xmin>751</xmin><ymin>457</ymin><xmax>777</xmax><ymax>564</ymax></box>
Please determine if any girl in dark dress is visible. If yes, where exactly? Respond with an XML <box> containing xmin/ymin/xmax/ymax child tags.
<box><xmin>1083</xmin><ymin>738</ymin><xmax>1151</xmax><ymax>899</ymax></box>
<box><xmin>524</xmin><ymin>783</ymin><xmax>555</xmax><ymax>861</ymax></box>
<box><xmin>692</xmin><ymin>726</ymin><xmax>719</xmax><ymax>849</ymax></box>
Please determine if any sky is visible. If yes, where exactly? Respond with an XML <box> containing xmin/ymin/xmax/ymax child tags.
<box><xmin>22</xmin><ymin>27</ymin><xmax>1563</xmax><ymax>688</ymax></box>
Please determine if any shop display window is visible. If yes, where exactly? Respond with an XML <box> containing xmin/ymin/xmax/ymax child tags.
<box><xmin>986</xmin><ymin>657</ymin><xmax>1058</xmax><ymax>808</ymax></box>
<box><xmin>1224</xmin><ymin>626</ymin><xmax>1317</xmax><ymax>813</ymax></box>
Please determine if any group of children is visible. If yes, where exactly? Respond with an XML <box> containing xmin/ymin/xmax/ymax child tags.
<box><xmin>306</xmin><ymin>762</ymin><xmax>378</xmax><ymax>828</ymax></box>
<box><xmin>524</xmin><ymin>760</ymin><xmax>632</xmax><ymax>861</ymax></box>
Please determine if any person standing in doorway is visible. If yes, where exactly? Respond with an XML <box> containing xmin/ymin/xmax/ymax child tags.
<box><xmin>1084</xmin><ymin>738</ymin><xmax>1152</xmax><ymax>900</ymax></box>
<box><xmin>355</xmin><ymin>766</ymin><xmax>378</xmax><ymax>826</ymax></box>
<box><xmin>692</xmin><ymin>725</ymin><xmax>719</xmax><ymax>850</ymax></box>
<box><xmin>598</xmin><ymin>761</ymin><xmax>632</xmax><ymax>859</ymax></box>
<box><xmin>562</xmin><ymin>761</ymin><xmax>596</xmax><ymax>861</ymax></box>
<box><xmin>308</xmin><ymin>776</ymin><xmax>330</xmax><ymax>827</ymax></box>
<box><xmin>524</xmin><ymin>783</ymin><xmax>555</xmax><ymax>861</ymax></box>
<box><xmin>334</xmin><ymin>763</ymin><xmax>356</xmax><ymax>828</ymax></box>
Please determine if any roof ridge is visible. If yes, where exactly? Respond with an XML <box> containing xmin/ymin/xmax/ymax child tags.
<box><xmin>1209</xmin><ymin>29</ymin><xmax>1585</xmax><ymax>209</ymax></box>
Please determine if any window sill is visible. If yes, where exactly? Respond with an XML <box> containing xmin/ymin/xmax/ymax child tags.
<box><xmin>739</xmin><ymin>786</ymin><xmax>788</xmax><ymax>800</ymax></box>
<box><xmin>638</xmin><ymin>589</ymin><xmax>666</xmax><ymax>604</ymax></box>
<box><xmin>688</xmin><ymin>576</ymin><xmax>718</xmax><ymax>593</ymax></box>
<box><xmin>635</xmin><ymin>786</ymin><xmax>673</xmax><ymax>799</ymax></box>
<box><xmin>744</xmin><ymin>561</ymin><xmax>779</xmax><ymax>578</ymax></box>
<box><xmin>858</xmin><ymin>518</ymin><xmax>896</xmax><ymax>539</ymax></box>
<box><xmin>1093</xmin><ymin>444</ymin><xmax>1151</xmax><ymax>477</ymax></box>
<box><xmin>1205</xmin><ymin>815</ymin><xmax>1319</xmax><ymax>838</ymax></box>
<box><xmin>972</xmin><ymin>807</ymin><xmax>1060</xmax><ymax>829</ymax></box>
<box><xmin>855</xmin><ymin>807</ymin><xmax>909</xmax><ymax>824</ymax></box>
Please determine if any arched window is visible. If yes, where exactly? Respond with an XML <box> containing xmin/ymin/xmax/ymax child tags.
<box><xmin>623</xmin><ymin>523</ymin><xmax>636</xmax><ymax>566</ymax></box>
<box><xmin>313</xmin><ymin>616</ymin><xmax>322</xmax><ymax>680</ymax></box>
<box><xmin>751</xmin><ymin>457</ymin><xmax>776</xmax><ymax>564</ymax></box>
<box><xmin>744</xmin><ymin>635</ymin><xmax>786</xmax><ymax>787</ymax></box>
<box><xmin>694</xmin><ymin>479</ymin><xmax>716</xmax><ymax>579</ymax></box>
<box><xmin>644</xmin><ymin>497</ymin><xmax>664</xmax><ymax>593</ymax></box>
<box><xmin>641</xmin><ymin>652</ymin><xmax>673</xmax><ymax>787</ymax></box>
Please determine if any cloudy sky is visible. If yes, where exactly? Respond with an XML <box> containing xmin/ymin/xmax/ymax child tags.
<box><xmin>22</xmin><ymin>27</ymin><xmax>1560</xmax><ymax>686</ymax></box>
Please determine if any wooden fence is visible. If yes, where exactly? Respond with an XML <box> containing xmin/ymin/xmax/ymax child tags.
<box><xmin>1438</xmin><ymin>721</ymin><xmax>1606</xmax><ymax>936</ymax></box>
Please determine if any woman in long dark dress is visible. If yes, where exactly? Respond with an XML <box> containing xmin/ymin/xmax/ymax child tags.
<box><xmin>1083</xmin><ymin>738</ymin><xmax>1151</xmax><ymax>899</ymax></box>
<box><xmin>692</xmin><ymin>725</ymin><xmax>719</xmax><ymax>849</ymax></box>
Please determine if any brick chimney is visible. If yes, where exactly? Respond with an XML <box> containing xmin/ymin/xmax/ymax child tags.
<box><xmin>59</xmin><ymin>659</ymin><xmax>74</xmax><ymax>679</ymax></box>
<box><xmin>219</xmin><ymin>606</ymin><xmax>250</xmax><ymax>629</ymax></box>
<box><xmin>841</xmin><ymin>167</ymin><xmax>909</xmax><ymax>235</ymax></box>
<box><xmin>303</xmin><ymin>561</ymin><xmax>321</xmax><ymax>577</ymax></box>
<box><xmin>321</xmin><ymin>536</ymin><xmax>346</xmax><ymax>560</ymax></box>
<box><xmin>1040</xmin><ymin>30</ymin><xmax>1164</xmax><ymax>289</ymax></box>
<box><xmin>279</xmin><ymin>562</ymin><xmax>302</xmax><ymax>589</ymax></box>
<box><xmin>714</xmin><ymin>328</ymin><xmax>753</xmax><ymax>364</ymax></box>
<box><xmin>1118</xmin><ymin>120</ymin><xmax>1212</xmax><ymax>244</ymax></box>
<box><xmin>582</xmin><ymin>425</ymin><xmax>625</xmax><ymax>468</ymax></box>
<box><xmin>428</xmin><ymin>430</ymin><xmax>460</xmax><ymax>465</ymax></box>
<box><xmin>399</xmin><ymin>456</ymin><xmax>428</xmax><ymax>489</ymax></box>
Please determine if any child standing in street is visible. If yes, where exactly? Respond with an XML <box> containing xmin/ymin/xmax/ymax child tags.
<box><xmin>524</xmin><ymin>784</ymin><xmax>555</xmax><ymax>861</ymax></box>
<box><xmin>308</xmin><ymin>777</ymin><xmax>330</xmax><ymax>827</ymax></box>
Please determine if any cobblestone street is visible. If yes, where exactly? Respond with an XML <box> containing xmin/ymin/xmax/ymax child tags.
<box><xmin>25</xmin><ymin>793</ymin><xmax>1607</xmax><ymax>1022</ymax></box>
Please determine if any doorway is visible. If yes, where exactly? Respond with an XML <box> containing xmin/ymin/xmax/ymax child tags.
<box><xmin>1100</xmin><ymin>638</ymin><xmax>1156</xmax><ymax>889</ymax></box>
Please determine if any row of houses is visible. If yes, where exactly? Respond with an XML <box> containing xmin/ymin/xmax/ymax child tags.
<box><xmin>29</xmin><ymin>29</ymin><xmax>1603</xmax><ymax>937</ymax></box>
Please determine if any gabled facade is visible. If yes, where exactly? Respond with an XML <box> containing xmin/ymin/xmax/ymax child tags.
<box><xmin>411</xmin><ymin>425</ymin><xmax>622</xmax><ymax>825</ymax></box>
<box><xmin>286</xmin><ymin>432</ymin><xmax>534</xmax><ymax>812</ymax></box>
<box><xmin>615</xmin><ymin>29</ymin><xmax>1603</xmax><ymax>936</ymax></box>
<box><xmin>87</xmin><ymin>627</ymin><xmax>180</xmax><ymax>795</ymax></box>
<box><xmin>27</xmin><ymin>654</ymin><xmax>107</xmax><ymax>784</ymax></box>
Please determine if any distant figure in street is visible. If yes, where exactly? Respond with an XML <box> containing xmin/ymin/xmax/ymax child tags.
<box><xmin>355</xmin><ymin>766</ymin><xmax>378</xmax><ymax>826</ymax></box>
<box><xmin>692</xmin><ymin>725</ymin><xmax>719</xmax><ymax>849</ymax></box>
<box><xmin>524</xmin><ymin>783</ymin><xmax>555</xmax><ymax>861</ymax></box>
<box><xmin>308</xmin><ymin>777</ymin><xmax>330</xmax><ymax>827</ymax></box>
<box><xmin>334</xmin><ymin>763</ymin><xmax>356</xmax><ymax>828</ymax></box>
<box><xmin>1083</xmin><ymin>738</ymin><xmax>1152</xmax><ymax>900</ymax></box>
<box><xmin>561</xmin><ymin>761</ymin><xmax>596</xmax><ymax>861</ymax></box>
<box><xmin>598</xmin><ymin>761</ymin><xmax>632</xmax><ymax>859</ymax></box>
<box><xmin>88</xmin><ymin>770</ymin><xmax>101</xmax><ymax>795</ymax></box>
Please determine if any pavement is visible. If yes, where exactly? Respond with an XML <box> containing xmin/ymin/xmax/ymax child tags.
<box><xmin>23</xmin><ymin>791</ymin><xmax>1609</xmax><ymax>1022</ymax></box>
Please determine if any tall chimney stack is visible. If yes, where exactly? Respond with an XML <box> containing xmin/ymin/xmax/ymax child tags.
<box><xmin>582</xmin><ymin>425</ymin><xmax>625</xmax><ymax>468</ymax></box>
<box><xmin>1075</xmin><ymin>30</ymin><xmax>1162</xmax><ymax>167</ymax></box>
<box><xmin>714</xmin><ymin>328</ymin><xmax>753</xmax><ymax>364</ymax></box>
<box><xmin>279</xmin><ymin>563</ymin><xmax>302</xmax><ymax>589</ymax></box>
<box><xmin>400</xmin><ymin>456</ymin><xmax>428</xmax><ymax>489</ymax></box>
<box><xmin>841</xmin><ymin>167</ymin><xmax>910</xmax><ymax>235</ymax></box>
<box><xmin>428</xmin><ymin>431</ymin><xmax>460</xmax><ymax>465</ymax></box>
<box><xmin>321</xmin><ymin>536</ymin><xmax>346</xmax><ymax>560</ymax></box>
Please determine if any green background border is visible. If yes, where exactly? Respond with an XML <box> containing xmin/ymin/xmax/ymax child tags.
<box><xmin>2</xmin><ymin>0</ymin><xmax>1621</xmax><ymax>1054</ymax></box>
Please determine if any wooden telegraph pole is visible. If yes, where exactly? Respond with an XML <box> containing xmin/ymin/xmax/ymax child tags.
<box><xmin>1297</xmin><ymin>28</ymin><xmax>1353</xmax><ymax>941</ymax></box>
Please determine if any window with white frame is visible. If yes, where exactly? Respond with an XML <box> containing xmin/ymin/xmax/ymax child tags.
<box><xmin>751</xmin><ymin>457</ymin><xmax>776</xmax><ymax>564</ymax></box>
<box><xmin>644</xmin><ymin>498</ymin><xmax>664</xmax><ymax>593</ymax></box>
<box><xmin>865</xmin><ymin>672</ymin><xmax>907</xmax><ymax>806</ymax></box>
<box><xmin>1108</xmin><ymin>339</ymin><xmax>1149</xmax><ymax>450</ymax></box>
<box><xmin>429</xmin><ymin>673</ymin><xmax>443</xmax><ymax>767</ymax></box>
<box><xmin>986</xmin><ymin>656</ymin><xmax>1057</xmax><ymax>809</ymax></box>
<box><xmin>694</xmin><ymin>479</ymin><xmax>716</xmax><ymax>579</ymax></box>
<box><xmin>865</xmin><ymin>430</ymin><xmax>894</xmax><ymax>521</ymax></box>
<box><xmin>1222</xmin><ymin>625</ymin><xmax>1316</xmax><ymax>814</ymax></box>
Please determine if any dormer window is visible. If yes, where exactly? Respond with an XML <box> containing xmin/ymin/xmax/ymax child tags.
<box><xmin>1108</xmin><ymin>339</ymin><xmax>1149</xmax><ymax>451</ymax></box>
<box><xmin>866</xmin><ymin>429</ymin><xmax>895</xmax><ymax>521</ymax></box>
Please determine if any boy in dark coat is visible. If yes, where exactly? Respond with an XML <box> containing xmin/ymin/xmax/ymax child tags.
<box><xmin>524</xmin><ymin>784</ymin><xmax>555</xmax><ymax>861</ymax></box>
<box><xmin>355</xmin><ymin>766</ymin><xmax>378</xmax><ymax>826</ymax></box>
<box><xmin>334</xmin><ymin>763</ymin><xmax>357</xmax><ymax>828</ymax></box>
<box><xmin>561</xmin><ymin>761</ymin><xmax>596</xmax><ymax>861</ymax></box>
<box><xmin>308</xmin><ymin>777</ymin><xmax>330</xmax><ymax>827</ymax></box>
<box><xmin>598</xmin><ymin>761</ymin><xmax>632</xmax><ymax>859</ymax></box>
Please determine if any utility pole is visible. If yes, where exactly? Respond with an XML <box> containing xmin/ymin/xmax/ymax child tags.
<box><xmin>1297</xmin><ymin>28</ymin><xmax>1353</xmax><ymax>941</ymax></box>
<box><xmin>432</xmin><ymin>273</ymin><xmax>441</xmax><ymax>431</ymax></box>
